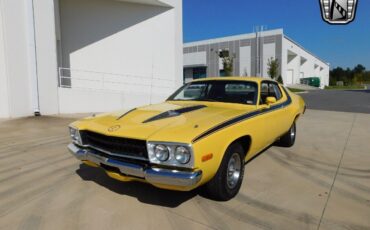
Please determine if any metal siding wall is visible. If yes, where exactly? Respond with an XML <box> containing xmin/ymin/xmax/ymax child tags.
<box><xmin>250</xmin><ymin>38</ymin><xmax>257</xmax><ymax>76</ymax></box>
<box><xmin>198</xmin><ymin>45</ymin><xmax>206</xmax><ymax>52</ymax></box>
<box><xmin>205</xmin><ymin>44</ymin><xmax>211</xmax><ymax>76</ymax></box>
<box><xmin>258</xmin><ymin>36</ymin><xmax>264</xmax><ymax>76</ymax></box>
<box><xmin>184</xmin><ymin>33</ymin><xmax>285</xmax><ymax>78</ymax></box>
<box><xmin>234</xmin><ymin>40</ymin><xmax>240</xmax><ymax>76</ymax></box>
<box><xmin>262</xmin><ymin>35</ymin><xmax>277</xmax><ymax>77</ymax></box>
<box><xmin>209</xmin><ymin>43</ymin><xmax>218</xmax><ymax>76</ymax></box>
<box><xmin>275</xmin><ymin>34</ymin><xmax>283</xmax><ymax>77</ymax></box>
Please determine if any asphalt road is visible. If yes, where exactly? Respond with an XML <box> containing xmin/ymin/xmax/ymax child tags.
<box><xmin>0</xmin><ymin>110</ymin><xmax>369</xmax><ymax>230</ymax></box>
<box><xmin>300</xmin><ymin>89</ymin><xmax>370</xmax><ymax>114</ymax></box>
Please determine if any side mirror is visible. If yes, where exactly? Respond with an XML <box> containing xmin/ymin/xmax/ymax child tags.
<box><xmin>265</xmin><ymin>96</ymin><xmax>277</xmax><ymax>105</ymax></box>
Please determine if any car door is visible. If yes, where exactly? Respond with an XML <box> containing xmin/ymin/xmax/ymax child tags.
<box><xmin>258</xmin><ymin>81</ymin><xmax>287</xmax><ymax>145</ymax></box>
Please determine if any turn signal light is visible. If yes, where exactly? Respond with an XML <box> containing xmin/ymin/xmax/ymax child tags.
<box><xmin>202</xmin><ymin>153</ymin><xmax>213</xmax><ymax>162</ymax></box>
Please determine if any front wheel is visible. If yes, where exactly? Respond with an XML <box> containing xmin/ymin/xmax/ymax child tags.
<box><xmin>277</xmin><ymin>122</ymin><xmax>296</xmax><ymax>147</ymax></box>
<box><xmin>204</xmin><ymin>143</ymin><xmax>245</xmax><ymax>201</ymax></box>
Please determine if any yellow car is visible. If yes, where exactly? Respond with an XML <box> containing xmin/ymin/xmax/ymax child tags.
<box><xmin>68</xmin><ymin>77</ymin><xmax>305</xmax><ymax>200</ymax></box>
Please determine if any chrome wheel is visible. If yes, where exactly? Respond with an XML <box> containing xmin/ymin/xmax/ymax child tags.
<box><xmin>226</xmin><ymin>153</ymin><xmax>242</xmax><ymax>189</ymax></box>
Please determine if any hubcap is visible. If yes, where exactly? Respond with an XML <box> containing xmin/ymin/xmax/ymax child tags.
<box><xmin>226</xmin><ymin>153</ymin><xmax>242</xmax><ymax>189</ymax></box>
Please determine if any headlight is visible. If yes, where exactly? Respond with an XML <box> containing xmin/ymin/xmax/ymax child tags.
<box><xmin>147</xmin><ymin>142</ymin><xmax>194</xmax><ymax>168</ymax></box>
<box><xmin>175</xmin><ymin>146</ymin><xmax>191</xmax><ymax>164</ymax></box>
<box><xmin>154</xmin><ymin>144</ymin><xmax>169</xmax><ymax>161</ymax></box>
<box><xmin>69</xmin><ymin>126</ymin><xmax>82</xmax><ymax>145</ymax></box>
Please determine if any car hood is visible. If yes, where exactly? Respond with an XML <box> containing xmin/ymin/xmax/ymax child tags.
<box><xmin>75</xmin><ymin>101</ymin><xmax>256</xmax><ymax>143</ymax></box>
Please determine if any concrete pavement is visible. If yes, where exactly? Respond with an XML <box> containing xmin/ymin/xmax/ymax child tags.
<box><xmin>0</xmin><ymin>110</ymin><xmax>369</xmax><ymax>230</ymax></box>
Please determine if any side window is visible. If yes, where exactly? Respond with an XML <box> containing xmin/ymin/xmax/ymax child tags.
<box><xmin>260</xmin><ymin>82</ymin><xmax>282</xmax><ymax>104</ymax></box>
<box><xmin>270</xmin><ymin>83</ymin><xmax>282</xmax><ymax>100</ymax></box>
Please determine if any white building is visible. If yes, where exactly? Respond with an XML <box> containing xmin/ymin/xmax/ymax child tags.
<box><xmin>0</xmin><ymin>0</ymin><xmax>182</xmax><ymax>118</ymax></box>
<box><xmin>183</xmin><ymin>29</ymin><xmax>329</xmax><ymax>88</ymax></box>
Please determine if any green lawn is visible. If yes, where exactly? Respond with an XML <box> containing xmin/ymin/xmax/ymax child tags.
<box><xmin>287</xmin><ymin>88</ymin><xmax>306</xmax><ymax>93</ymax></box>
<box><xmin>324</xmin><ymin>85</ymin><xmax>365</xmax><ymax>90</ymax></box>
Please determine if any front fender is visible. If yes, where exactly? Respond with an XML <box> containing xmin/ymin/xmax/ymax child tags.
<box><xmin>192</xmin><ymin>127</ymin><xmax>256</xmax><ymax>186</ymax></box>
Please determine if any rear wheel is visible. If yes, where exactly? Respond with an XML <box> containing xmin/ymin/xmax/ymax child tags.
<box><xmin>204</xmin><ymin>143</ymin><xmax>245</xmax><ymax>201</ymax></box>
<box><xmin>278</xmin><ymin>122</ymin><xmax>296</xmax><ymax>147</ymax></box>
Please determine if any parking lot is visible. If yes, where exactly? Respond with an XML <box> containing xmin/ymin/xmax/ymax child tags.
<box><xmin>0</xmin><ymin>92</ymin><xmax>370</xmax><ymax>230</ymax></box>
<box><xmin>301</xmin><ymin>89</ymin><xmax>370</xmax><ymax>114</ymax></box>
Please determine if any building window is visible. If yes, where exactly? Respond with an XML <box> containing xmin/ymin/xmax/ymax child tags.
<box><xmin>193</xmin><ymin>67</ymin><xmax>207</xmax><ymax>79</ymax></box>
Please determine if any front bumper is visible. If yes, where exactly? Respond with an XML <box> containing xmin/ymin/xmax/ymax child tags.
<box><xmin>68</xmin><ymin>143</ymin><xmax>202</xmax><ymax>190</ymax></box>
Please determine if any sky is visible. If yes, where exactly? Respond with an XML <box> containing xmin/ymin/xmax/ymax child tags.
<box><xmin>183</xmin><ymin>0</ymin><xmax>370</xmax><ymax>69</ymax></box>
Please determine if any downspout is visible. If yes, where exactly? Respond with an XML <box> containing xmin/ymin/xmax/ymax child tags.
<box><xmin>26</xmin><ymin>0</ymin><xmax>41</xmax><ymax>116</ymax></box>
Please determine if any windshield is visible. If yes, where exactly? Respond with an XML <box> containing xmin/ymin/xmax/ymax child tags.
<box><xmin>168</xmin><ymin>80</ymin><xmax>258</xmax><ymax>105</ymax></box>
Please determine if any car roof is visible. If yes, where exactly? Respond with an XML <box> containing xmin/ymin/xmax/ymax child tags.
<box><xmin>191</xmin><ymin>76</ymin><xmax>276</xmax><ymax>84</ymax></box>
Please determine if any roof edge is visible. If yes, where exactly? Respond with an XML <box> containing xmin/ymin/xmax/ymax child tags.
<box><xmin>284</xmin><ymin>35</ymin><xmax>329</xmax><ymax>66</ymax></box>
<box><xmin>184</xmin><ymin>29</ymin><xmax>284</xmax><ymax>47</ymax></box>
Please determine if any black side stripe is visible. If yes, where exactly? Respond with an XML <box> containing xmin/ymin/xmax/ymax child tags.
<box><xmin>192</xmin><ymin>88</ymin><xmax>292</xmax><ymax>143</ymax></box>
<box><xmin>116</xmin><ymin>108</ymin><xmax>136</xmax><ymax>120</ymax></box>
<box><xmin>143</xmin><ymin>105</ymin><xmax>207</xmax><ymax>123</ymax></box>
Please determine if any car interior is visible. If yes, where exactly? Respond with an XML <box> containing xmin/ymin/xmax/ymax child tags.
<box><xmin>206</xmin><ymin>83</ymin><xmax>257</xmax><ymax>105</ymax></box>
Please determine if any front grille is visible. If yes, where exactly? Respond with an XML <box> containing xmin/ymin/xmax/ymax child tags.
<box><xmin>80</xmin><ymin>131</ymin><xmax>148</xmax><ymax>160</ymax></box>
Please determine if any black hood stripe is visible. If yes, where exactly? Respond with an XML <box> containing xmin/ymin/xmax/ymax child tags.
<box><xmin>116</xmin><ymin>108</ymin><xmax>136</xmax><ymax>120</ymax></box>
<box><xmin>192</xmin><ymin>88</ymin><xmax>292</xmax><ymax>143</ymax></box>
<box><xmin>143</xmin><ymin>105</ymin><xmax>207</xmax><ymax>123</ymax></box>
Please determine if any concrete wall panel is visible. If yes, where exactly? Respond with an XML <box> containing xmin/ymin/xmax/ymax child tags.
<box><xmin>262</xmin><ymin>43</ymin><xmax>276</xmax><ymax>77</ymax></box>
<box><xmin>33</xmin><ymin>0</ymin><xmax>59</xmax><ymax>115</ymax></box>
<box><xmin>184</xmin><ymin>52</ymin><xmax>206</xmax><ymax>67</ymax></box>
<box><xmin>0</xmin><ymin>3</ymin><xmax>9</xmax><ymax>118</ymax></box>
<box><xmin>284</xmin><ymin>37</ymin><xmax>329</xmax><ymax>87</ymax></box>
<box><xmin>239</xmin><ymin>46</ymin><xmax>251</xmax><ymax>76</ymax></box>
<box><xmin>0</xmin><ymin>0</ymin><xmax>33</xmax><ymax>118</ymax></box>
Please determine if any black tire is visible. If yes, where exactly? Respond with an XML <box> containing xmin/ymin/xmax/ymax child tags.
<box><xmin>204</xmin><ymin>143</ymin><xmax>245</xmax><ymax>201</ymax></box>
<box><xmin>278</xmin><ymin>122</ymin><xmax>296</xmax><ymax>147</ymax></box>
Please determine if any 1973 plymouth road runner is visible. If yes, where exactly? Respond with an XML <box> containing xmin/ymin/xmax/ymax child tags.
<box><xmin>68</xmin><ymin>77</ymin><xmax>305</xmax><ymax>200</ymax></box>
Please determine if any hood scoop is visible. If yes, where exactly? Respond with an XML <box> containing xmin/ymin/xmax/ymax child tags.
<box><xmin>143</xmin><ymin>105</ymin><xmax>207</xmax><ymax>123</ymax></box>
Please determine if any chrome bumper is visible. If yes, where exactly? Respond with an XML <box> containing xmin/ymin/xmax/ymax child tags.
<box><xmin>68</xmin><ymin>143</ymin><xmax>202</xmax><ymax>188</ymax></box>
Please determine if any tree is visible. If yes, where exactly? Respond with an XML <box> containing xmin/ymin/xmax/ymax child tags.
<box><xmin>353</xmin><ymin>64</ymin><xmax>366</xmax><ymax>74</ymax></box>
<box><xmin>267</xmin><ymin>58</ymin><xmax>279</xmax><ymax>80</ymax></box>
<box><xmin>330</xmin><ymin>64</ymin><xmax>368</xmax><ymax>85</ymax></box>
<box><xmin>222</xmin><ymin>56</ymin><xmax>234</xmax><ymax>76</ymax></box>
<box><xmin>218</xmin><ymin>50</ymin><xmax>234</xmax><ymax>76</ymax></box>
<box><xmin>352</xmin><ymin>64</ymin><xmax>366</xmax><ymax>84</ymax></box>
<box><xmin>353</xmin><ymin>73</ymin><xmax>364</xmax><ymax>84</ymax></box>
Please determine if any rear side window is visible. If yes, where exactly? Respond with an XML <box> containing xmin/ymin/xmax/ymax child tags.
<box><xmin>269</xmin><ymin>83</ymin><xmax>282</xmax><ymax>100</ymax></box>
<box><xmin>260</xmin><ymin>81</ymin><xmax>283</xmax><ymax>104</ymax></box>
